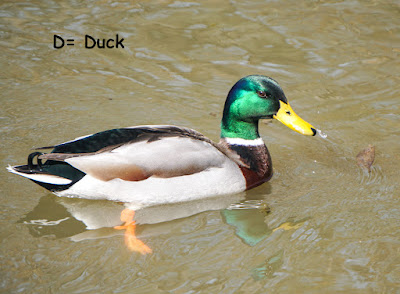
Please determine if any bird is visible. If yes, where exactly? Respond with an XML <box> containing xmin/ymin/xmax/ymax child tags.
<box><xmin>7</xmin><ymin>75</ymin><xmax>316</xmax><ymax>253</ymax></box>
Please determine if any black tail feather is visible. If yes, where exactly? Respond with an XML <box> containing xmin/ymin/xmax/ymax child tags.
<box><xmin>10</xmin><ymin>152</ymin><xmax>86</xmax><ymax>192</ymax></box>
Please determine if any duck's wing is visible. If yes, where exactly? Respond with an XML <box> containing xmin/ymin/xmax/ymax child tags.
<box><xmin>36</xmin><ymin>125</ymin><xmax>215</xmax><ymax>154</ymax></box>
<box><xmin>38</xmin><ymin>125</ymin><xmax>236</xmax><ymax>181</ymax></box>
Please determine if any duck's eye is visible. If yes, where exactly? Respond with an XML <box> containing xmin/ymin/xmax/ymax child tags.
<box><xmin>257</xmin><ymin>91</ymin><xmax>267</xmax><ymax>98</ymax></box>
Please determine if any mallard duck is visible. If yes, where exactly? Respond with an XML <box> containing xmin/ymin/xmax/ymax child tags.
<box><xmin>8</xmin><ymin>75</ymin><xmax>316</xmax><ymax>207</ymax></box>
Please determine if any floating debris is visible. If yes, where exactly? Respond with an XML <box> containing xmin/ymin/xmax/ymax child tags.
<box><xmin>356</xmin><ymin>144</ymin><xmax>375</xmax><ymax>172</ymax></box>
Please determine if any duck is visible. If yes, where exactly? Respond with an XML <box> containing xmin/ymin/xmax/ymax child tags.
<box><xmin>8</xmin><ymin>75</ymin><xmax>316</xmax><ymax>253</ymax></box>
<box><xmin>8</xmin><ymin>75</ymin><xmax>316</xmax><ymax>206</ymax></box>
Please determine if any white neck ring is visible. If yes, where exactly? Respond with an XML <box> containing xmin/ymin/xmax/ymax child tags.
<box><xmin>224</xmin><ymin>137</ymin><xmax>264</xmax><ymax>146</ymax></box>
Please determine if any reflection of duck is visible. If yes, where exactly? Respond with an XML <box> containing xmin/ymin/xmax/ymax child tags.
<box><xmin>58</xmin><ymin>193</ymin><xmax>245</xmax><ymax>229</ymax></box>
<box><xmin>9</xmin><ymin>75</ymin><xmax>316</xmax><ymax>253</ymax></box>
<box><xmin>222</xmin><ymin>203</ymin><xmax>271</xmax><ymax>247</ymax></box>
<box><xmin>22</xmin><ymin>194</ymin><xmax>273</xmax><ymax>251</ymax></box>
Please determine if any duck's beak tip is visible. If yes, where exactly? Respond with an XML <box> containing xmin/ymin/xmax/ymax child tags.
<box><xmin>311</xmin><ymin>128</ymin><xmax>317</xmax><ymax>136</ymax></box>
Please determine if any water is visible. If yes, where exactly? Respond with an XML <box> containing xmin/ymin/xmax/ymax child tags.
<box><xmin>316</xmin><ymin>129</ymin><xmax>328</xmax><ymax>139</ymax></box>
<box><xmin>1</xmin><ymin>0</ymin><xmax>399</xmax><ymax>293</ymax></box>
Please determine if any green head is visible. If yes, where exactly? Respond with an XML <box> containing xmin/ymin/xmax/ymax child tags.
<box><xmin>221</xmin><ymin>75</ymin><xmax>316</xmax><ymax>140</ymax></box>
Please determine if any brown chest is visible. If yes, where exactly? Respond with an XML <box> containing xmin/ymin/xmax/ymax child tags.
<box><xmin>228</xmin><ymin>143</ymin><xmax>273</xmax><ymax>190</ymax></box>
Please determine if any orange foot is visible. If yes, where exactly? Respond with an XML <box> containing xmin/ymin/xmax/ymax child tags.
<box><xmin>114</xmin><ymin>208</ymin><xmax>152</xmax><ymax>255</ymax></box>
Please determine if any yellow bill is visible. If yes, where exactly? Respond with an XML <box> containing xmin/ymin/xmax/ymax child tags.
<box><xmin>273</xmin><ymin>100</ymin><xmax>316</xmax><ymax>136</ymax></box>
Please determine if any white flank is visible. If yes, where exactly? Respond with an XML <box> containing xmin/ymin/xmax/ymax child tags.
<box><xmin>7</xmin><ymin>165</ymin><xmax>72</xmax><ymax>185</ymax></box>
<box><xmin>55</xmin><ymin>158</ymin><xmax>246</xmax><ymax>206</ymax></box>
<box><xmin>224</xmin><ymin>137</ymin><xmax>265</xmax><ymax>146</ymax></box>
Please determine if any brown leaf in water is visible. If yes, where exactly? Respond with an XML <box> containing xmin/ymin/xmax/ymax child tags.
<box><xmin>356</xmin><ymin>144</ymin><xmax>375</xmax><ymax>172</ymax></box>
